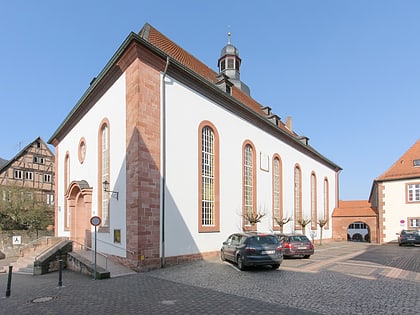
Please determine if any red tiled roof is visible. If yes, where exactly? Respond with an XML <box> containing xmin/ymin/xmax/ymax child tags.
<box><xmin>138</xmin><ymin>23</ymin><xmax>294</xmax><ymax>130</ymax></box>
<box><xmin>332</xmin><ymin>200</ymin><xmax>377</xmax><ymax>217</ymax></box>
<box><xmin>376</xmin><ymin>138</ymin><xmax>420</xmax><ymax>181</ymax></box>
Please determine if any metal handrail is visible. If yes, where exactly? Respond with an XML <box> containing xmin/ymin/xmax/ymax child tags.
<box><xmin>34</xmin><ymin>238</ymin><xmax>70</xmax><ymax>261</ymax></box>
<box><xmin>71</xmin><ymin>240</ymin><xmax>108</xmax><ymax>271</ymax></box>
<box><xmin>96</xmin><ymin>238</ymin><xmax>136</xmax><ymax>255</ymax></box>
<box><xmin>19</xmin><ymin>236</ymin><xmax>61</xmax><ymax>256</ymax></box>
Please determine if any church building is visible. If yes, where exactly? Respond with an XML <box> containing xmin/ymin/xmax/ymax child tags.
<box><xmin>49</xmin><ymin>23</ymin><xmax>341</xmax><ymax>270</ymax></box>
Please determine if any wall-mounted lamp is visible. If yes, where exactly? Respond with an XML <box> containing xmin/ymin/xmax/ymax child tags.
<box><xmin>103</xmin><ymin>180</ymin><xmax>119</xmax><ymax>200</ymax></box>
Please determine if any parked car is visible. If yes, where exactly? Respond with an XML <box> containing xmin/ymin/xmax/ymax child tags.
<box><xmin>397</xmin><ymin>229</ymin><xmax>420</xmax><ymax>246</ymax></box>
<box><xmin>276</xmin><ymin>234</ymin><xmax>314</xmax><ymax>259</ymax></box>
<box><xmin>220</xmin><ymin>233</ymin><xmax>283</xmax><ymax>270</ymax></box>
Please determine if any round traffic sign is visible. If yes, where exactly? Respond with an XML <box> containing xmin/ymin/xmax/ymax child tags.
<box><xmin>90</xmin><ymin>216</ymin><xmax>101</xmax><ymax>226</ymax></box>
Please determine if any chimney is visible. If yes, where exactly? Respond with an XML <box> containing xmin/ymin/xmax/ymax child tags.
<box><xmin>286</xmin><ymin>116</ymin><xmax>292</xmax><ymax>131</ymax></box>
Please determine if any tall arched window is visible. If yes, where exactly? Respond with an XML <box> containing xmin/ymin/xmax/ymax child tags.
<box><xmin>294</xmin><ymin>165</ymin><xmax>302</xmax><ymax>230</ymax></box>
<box><xmin>272</xmin><ymin>155</ymin><xmax>283</xmax><ymax>230</ymax></box>
<box><xmin>98</xmin><ymin>120</ymin><xmax>110</xmax><ymax>229</ymax></box>
<box><xmin>243</xmin><ymin>141</ymin><xmax>256</xmax><ymax>230</ymax></box>
<box><xmin>311</xmin><ymin>172</ymin><xmax>317</xmax><ymax>230</ymax></box>
<box><xmin>323</xmin><ymin>177</ymin><xmax>330</xmax><ymax>229</ymax></box>
<box><xmin>64</xmin><ymin>152</ymin><xmax>70</xmax><ymax>230</ymax></box>
<box><xmin>198</xmin><ymin>121</ymin><xmax>220</xmax><ymax>232</ymax></box>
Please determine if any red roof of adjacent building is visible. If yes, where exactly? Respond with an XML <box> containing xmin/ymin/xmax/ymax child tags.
<box><xmin>376</xmin><ymin>138</ymin><xmax>420</xmax><ymax>181</ymax></box>
<box><xmin>333</xmin><ymin>200</ymin><xmax>377</xmax><ymax>217</ymax></box>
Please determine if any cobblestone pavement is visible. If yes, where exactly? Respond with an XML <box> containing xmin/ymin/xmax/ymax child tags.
<box><xmin>1</xmin><ymin>242</ymin><xmax>419</xmax><ymax>314</ymax></box>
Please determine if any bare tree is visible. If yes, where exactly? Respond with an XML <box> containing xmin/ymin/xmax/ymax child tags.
<box><xmin>297</xmin><ymin>217</ymin><xmax>311</xmax><ymax>235</ymax></box>
<box><xmin>243</xmin><ymin>211</ymin><xmax>266</xmax><ymax>227</ymax></box>
<box><xmin>317</xmin><ymin>219</ymin><xmax>328</xmax><ymax>245</ymax></box>
<box><xmin>274</xmin><ymin>217</ymin><xmax>292</xmax><ymax>233</ymax></box>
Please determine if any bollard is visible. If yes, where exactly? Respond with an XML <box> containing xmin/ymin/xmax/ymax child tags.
<box><xmin>6</xmin><ymin>265</ymin><xmax>13</xmax><ymax>297</ymax></box>
<box><xmin>58</xmin><ymin>259</ymin><xmax>63</xmax><ymax>287</ymax></box>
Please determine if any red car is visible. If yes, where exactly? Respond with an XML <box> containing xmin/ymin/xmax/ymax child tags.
<box><xmin>276</xmin><ymin>234</ymin><xmax>314</xmax><ymax>259</ymax></box>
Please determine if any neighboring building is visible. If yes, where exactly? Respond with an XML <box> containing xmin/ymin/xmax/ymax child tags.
<box><xmin>332</xmin><ymin>200</ymin><xmax>377</xmax><ymax>242</ymax></box>
<box><xmin>0</xmin><ymin>137</ymin><xmax>55</xmax><ymax>227</ymax></box>
<box><xmin>48</xmin><ymin>23</ymin><xmax>341</xmax><ymax>270</ymax></box>
<box><xmin>370</xmin><ymin>138</ymin><xmax>420</xmax><ymax>243</ymax></box>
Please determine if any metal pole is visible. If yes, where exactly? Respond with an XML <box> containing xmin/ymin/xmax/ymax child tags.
<box><xmin>94</xmin><ymin>225</ymin><xmax>97</xmax><ymax>280</ymax></box>
<box><xmin>6</xmin><ymin>265</ymin><xmax>13</xmax><ymax>297</ymax></box>
<box><xmin>58</xmin><ymin>259</ymin><xmax>63</xmax><ymax>287</ymax></box>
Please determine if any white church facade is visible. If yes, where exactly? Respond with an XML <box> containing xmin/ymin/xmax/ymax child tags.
<box><xmin>49</xmin><ymin>23</ymin><xmax>341</xmax><ymax>270</ymax></box>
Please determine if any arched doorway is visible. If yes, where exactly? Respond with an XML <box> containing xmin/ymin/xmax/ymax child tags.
<box><xmin>347</xmin><ymin>221</ymin><xmax>370</xmax><ymax>242</ymax></box>
<box><xmin>66</xmin><ymin>180</ymin><xmax>93</xmax><ymax>248</ymax></box>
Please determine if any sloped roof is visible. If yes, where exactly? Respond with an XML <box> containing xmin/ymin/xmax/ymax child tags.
<box><xmin>49</xmin><ymin>23</ymin><xmax>341</xmax><ymax>172</ymax></box>
<box><xmin>0</xmin><ymin>137</ymin><xmax>54</xmax><ymax>174</ymax></box>
<box><xmin>376</xmin><ymin>138</ymin><xmax>420</xmax><ymax>181</ymax></box>
<box><xmin>332</xmin><ymin>200</ymin><xmax>377</xmax><ymax>217</ymax></box>
<box><xmin>0</xmin><ymin>158</ymin><xmax>7</xmax><ymax>169</ymax></box>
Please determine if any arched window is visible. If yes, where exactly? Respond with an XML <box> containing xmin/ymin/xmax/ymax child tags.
<box><xmin>311</xmin><ymin>172</ymin><xmax>317</xmax><ymax>229</ymax></box>
<box><xmin>294</xmin><ymin>165</ymin><xmax>302</xmax><ymax>230</ymax></box>
<box><xmin>272</xmin><ymin>155</ymin><xmax>283</xmax><ymax>230</ymax></box>
<box><xmin>243</xmin><ymin>141</ymin><xmax>256</xmax><ymax>230</ymax></box>
<box><xmin>198</xmin><ymin>122</ymin><xmax>220</xmax><ymax>232</ymax></box>
<box><xmin>323</xmin><ymin>177</ymin><xmax>330</xmax><ymax>229</ymax></box>
<box><xmin>98</xmin><ymin>120</ymin><xmax>110</xmax><ymax>229</ymax></box>
<box><xmin>64</xmin><ymin>152</ymin><xmax>70</xmax><ymax>230</ymax></box>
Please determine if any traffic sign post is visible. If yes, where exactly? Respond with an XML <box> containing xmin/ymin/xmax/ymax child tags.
<box><xmin>90</xmin><ymin>216</ymin><xmax>101</xmax><ymax>280</ymax></box>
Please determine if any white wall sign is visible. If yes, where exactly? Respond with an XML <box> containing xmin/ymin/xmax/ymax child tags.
<box><xmin>13</xmin><ymin>236</ymin><xmax>21</xmax><ymax>245</ymax></box>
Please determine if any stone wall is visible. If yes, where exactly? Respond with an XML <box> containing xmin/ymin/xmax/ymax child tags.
<box><xmin>0</xmin><ymin>230</ymin><xmax>54</xmax><ymax>258</ymax></box>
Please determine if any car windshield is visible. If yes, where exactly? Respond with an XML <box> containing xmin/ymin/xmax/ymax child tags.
<box><xmin>402</xmin><ymin>230</ymin><xmax>418</xmax><ymax>235</ymax></box>
<box><xmin>289</xmin><ymin>236</ymin><xmax>310</xmax><ymax>242</ymax></box>
<box><xmin>247</xmin><ymin>235</ymin><xmax>277</xmax><ymax>246</ymax></box>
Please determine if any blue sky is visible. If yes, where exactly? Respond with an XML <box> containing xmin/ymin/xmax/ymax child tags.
<box><xmin>1</xmin><ymin>1</ymin><xmax>419</xmax><ymax>200</ymax></box>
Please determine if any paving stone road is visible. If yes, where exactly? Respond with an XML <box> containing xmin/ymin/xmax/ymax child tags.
<box><xmin>1</xmin><ymin>241</ymin><xmax>419</xmax><ymax>314</ymax></box>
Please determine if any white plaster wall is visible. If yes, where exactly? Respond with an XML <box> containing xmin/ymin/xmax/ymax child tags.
<box><xmin>383</xmin><ymin>179</ymin><xmax>419</xmax><ymax>243</ymax></box>
<box><xmin>163</xmin><ymin>77</ymin><xmax>337</xmax><ymax>257</ymax></box>
<box><xmin>56</xmin><ymin>74</ymin><xmax>127</xmax><ymax>257</ymax></box>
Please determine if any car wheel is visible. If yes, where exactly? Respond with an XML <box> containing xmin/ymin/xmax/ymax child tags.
<box><xmin>398</xmin><ymin>243</ymin><xmax>402</xmax><ymax>246</ymax></box>
<box><xmin>237</xmin><ymin>256</ymin><xmax>246</xmax><ymax>270</ymax></box>
<box><xmin>220</xmin><ymin>250</ymin><xmax>226</xmax><ymax>261</ymax></box>
<box><xmin>303</xmin><ymin>255</ymin><xmax>310</xmax><ymax>259</ymax></box>
<box><xmin>271</xmin><ymin>264</ymin><xmax>280</xmax><ymax>269</ymax></box>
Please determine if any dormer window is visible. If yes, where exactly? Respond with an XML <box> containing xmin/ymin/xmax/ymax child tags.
<box><xmin>414</xmin><ymin>159</ymin><xmax>420</xmax><ymax>167</ymax></box>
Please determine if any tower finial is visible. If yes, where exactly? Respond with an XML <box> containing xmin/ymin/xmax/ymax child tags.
<box><xmin>227</xmin><ymin>32</ymin><xmax>231</xmax><ymax>44</ymax></box>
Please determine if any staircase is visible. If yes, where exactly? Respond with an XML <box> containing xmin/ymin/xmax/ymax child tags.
<box><xmin>12</xmin><ymin>252</ymin><xmax>37</xmax><ymax>274</ymax></box>
<box><xmin>12</xmin><ymin>236</ymin><xmax>68</xmax><ymax>275</ymax></box>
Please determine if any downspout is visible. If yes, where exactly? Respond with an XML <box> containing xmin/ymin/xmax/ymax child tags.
<box><xmin>161</xmin><ymin>56</ymin><xmax>170</xmax><ymax>268</ymax></box>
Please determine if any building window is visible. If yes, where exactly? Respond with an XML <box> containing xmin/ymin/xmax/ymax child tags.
<box><xmin>33</xmin><ymin>156</ymin><xmax>45</xmax><ymax>164</ymax></box>
<box><xmin>409</xmin><ymin>218</ymin><xmax>420</xmax><ymax>228</ymax></box>
<box><xmin>43</xmin><ymin>174</ymin><xmax>52</xmax><ymax>183</ymax></box>
<box><xmin>311</xmin><ymin>172</ymin><xmax>317</xmax><ymax>229</ymax></box>
<box><xmin>272</xmin><ymin>156</ymin><xmax>283</xmax><ymax>230</ymax></box>
<box><xmin>14</xmin><ymin>170</ymin><xmax>23</xmax><ymax>179</ymax></box>
<box><xmin>198</xmin><ymin>122</ymin><xmax>220</xmax><ymax>232</ymax></box>
<box><xmin>323</xmin><ymin>178</ymin><xmax>330</xmax><ymax>229</ymax></box>
<box><xmin>25</xmin><ymin>171</ymin><xmax>33</xmax><ymax>181</ymax></box>
<box><xmin>227</xmin><ymin>58</ymin><xmax>234</xmax><ymax>69</ymax></box>
<box><xmin>294</xmin><ymin>165</ymin><xmax>302</xmax><ymax>230</ymax></box>
<box><xmin>99</xmin><ymin>121</ymin><xmax>110</xmax><ymax>229</ymax></box>
<box><xmin>47</xmin><ymin>194</ymin><xmax>54</xmax><ymax>205</ymax></box>
<box><xmin>78</xmin><ymin>138</ymin><xmax>87</xmax><ymax>164</ymax></box>
<box><xmin>243</xmin><ymin>141</ymin><xmax>256</xmax><ymax>230</ymax></box>
<box><xmin>407</xmin><ymin>183</ymin><xmax>420</xmax><ymax>202</ymax></box>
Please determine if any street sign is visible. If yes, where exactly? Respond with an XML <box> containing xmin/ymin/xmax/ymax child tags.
<box><xmin>90</xmin><ymin>216</ymin><xmax>101</xmax><ymax>226</ymax></box>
